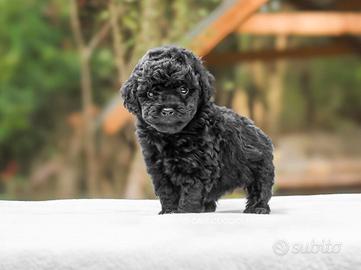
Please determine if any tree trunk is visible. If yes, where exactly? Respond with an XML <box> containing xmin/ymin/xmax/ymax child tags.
<box><xmin>266</xmin><ymin>35</ymin><xmax>287</xmax><ymax>137</ymax></box>
<box><xmin>80</xmin><ymin>51</ymin><xmax>98</xmax><ymax>196</ymax></box>
<box><xmin>124</xmin><ymin>146</ymin><xmax>148</xmax><ymax>199</ymax></box>
<box><xmin>70</xmin><ymin>0</ymin><xmax>99</xmax><ymax>196</ymax></box>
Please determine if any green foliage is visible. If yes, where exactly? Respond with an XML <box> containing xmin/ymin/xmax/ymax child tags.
<box><xmin>310</xmin><ymin>56</ymin><xmax>361</xmax><ymax>126</ymax></box>
<box><xmin>282</xmin><ymin>56</ymin><xmax>361</xmax><ymax>131</ymax></box>
<box><xmin>0</xmin><ymin>0</ymin><xmax>79</xmax><ymax>164</ymax></box>
<box><xmin>0</xmin><ymin>0</ymin><xmax>221</xmax><ymax>172</ymax></box>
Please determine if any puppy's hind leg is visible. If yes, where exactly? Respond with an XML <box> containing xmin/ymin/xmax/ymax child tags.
<box><xmin>244</xmin><ymin>163</ymin><xmax>274</xmax><ymax>214</ymax></box>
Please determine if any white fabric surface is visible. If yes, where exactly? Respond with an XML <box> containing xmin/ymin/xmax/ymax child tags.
<box><xmin>0</xmin><ymin>194</ymin><xmax>360</xmax><ymax>270</ymax></box>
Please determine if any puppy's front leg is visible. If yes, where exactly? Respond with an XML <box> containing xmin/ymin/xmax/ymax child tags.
<box><xmin>154</xmin><ymin>180</ymin><xmax>180</xmax><ymax>214</ymax></box>
<box><xmin>178</xmin><ymin>181</ymin><xmax>204</xmax><ymax>213</ymax></box>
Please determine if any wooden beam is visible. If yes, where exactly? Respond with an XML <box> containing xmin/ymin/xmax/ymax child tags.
<box><xmin>278</xmin><ymin>173</ymin><xmax>361</xmax><ymax>190</ymax></box>
<box><xmin>238</xmin><ymin>12</ymin><xmax>361</xmax><ymax>36</ymax></box>
<box><xmin>204</xmin><ymin>42</ymin><xmax>357</xmax><ymax>66</ymax></box>
<box><xmin>187</xmin><ymin>0</ymin><xmax>268</xmax><ymax>57</ymax></box>
<box><xmin>333</xmin><ymin>0</ymin><xmax>361</xmax><ymax>11</ymax></box>
<box><xmin>288</xmin><ymin>0</ymin><xmax>361</xmax><ymax>11</ymax></box>
<box><xmin>277</xmin><ymin>159</ymin><xmax>361</xmax><ymax>191</ymax></box>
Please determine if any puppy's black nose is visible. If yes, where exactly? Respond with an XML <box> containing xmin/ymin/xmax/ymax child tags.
<box><xmin>161</xmin><ymin>107</ymin><xmax>175</xmax><ymax>116</ymax></box>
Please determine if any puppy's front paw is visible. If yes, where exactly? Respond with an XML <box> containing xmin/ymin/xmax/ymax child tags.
<box><xmin>253</xmin><ymin>207</ymin><xmax>270</xmax><ymax>214</ymax></box>
<box><xmin>244</xmin><ymin>205</ymin><xmax>270</xmax><ymax>214</ymax></box>
<box><xmin>158</xmin><ymin>208</ymin><xmax>177</xmax><ymax>215</ymax></box>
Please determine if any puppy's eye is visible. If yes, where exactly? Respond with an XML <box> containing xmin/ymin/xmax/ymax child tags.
<box><xmin>147</xmin><ymin>91</ymin><xmax>155</xmax><ymax>98</ymax></box>
<box><xmin>179</xmin><ymin>87</ymin><xmax>189</xmax><ymax>95</ymax></box>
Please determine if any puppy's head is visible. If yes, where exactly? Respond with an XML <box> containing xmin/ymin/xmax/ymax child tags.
<box><xmin>121</xmin><ymin>46</ymin><xmax>215</xmax><ymax>134</ymax></box>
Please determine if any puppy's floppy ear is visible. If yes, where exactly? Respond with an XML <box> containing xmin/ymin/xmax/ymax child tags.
<box><xmin>197</xmin><ymin>66</ymin><xmax>215</xmax><ymax>103</ymax></box>
<box><xmin>182</xmin><ymin>49</ymin><xmax>215</xmax><ymax>103</ymax></box>
<box><xmin>120</xmin><ymin>61</ymin><xmax>144</xmax><ymax>115</ymax></box>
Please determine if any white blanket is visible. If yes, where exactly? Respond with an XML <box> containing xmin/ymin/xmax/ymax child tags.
<box><xmin>0</xmin><ymin>194</ymin><xmax>360</xmax><ymax>270</ymax></box>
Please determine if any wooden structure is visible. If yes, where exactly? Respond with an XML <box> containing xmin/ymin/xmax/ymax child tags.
<box><xmin>97</xmin><ymin>0</ymin><xmax>361</xmax><ymax>192</ymax></box>
<box><xmin>238</xmin><ymin>12</ymin><xmax>361</xmax><ymax>36</ymax></box>
<box><xmin>100</xmin><ymin>0</ymin><xmax>361</xmax><ymax>136</ymax></box>
<box><xmin>186</xmin><ymin>0</ymin><xmax>268</xmax><ymax>56</ymax></box>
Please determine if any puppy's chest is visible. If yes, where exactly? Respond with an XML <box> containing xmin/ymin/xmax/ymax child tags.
<box><xmin>155</xmin><ymin>135</ymin><xmax>221</xmax><ymax>177</ymax></box>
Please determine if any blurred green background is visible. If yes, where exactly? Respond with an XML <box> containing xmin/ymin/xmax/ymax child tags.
<box><xmin>0</xmin><ymin>0</ymin><xmax>360</xmax><ymax>200</ymax></box>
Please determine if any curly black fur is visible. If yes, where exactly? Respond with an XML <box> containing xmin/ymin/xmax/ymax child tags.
<box><xmin>121</xmin><ymin>46</ymin><xmax>274</xmax><ymax>214</ymax></box>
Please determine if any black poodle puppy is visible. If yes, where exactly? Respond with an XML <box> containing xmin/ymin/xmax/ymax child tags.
<box><xmin>121</xmin><ymin>45</ymin><xmax>274</xmax><ymax>214</ymax></box>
